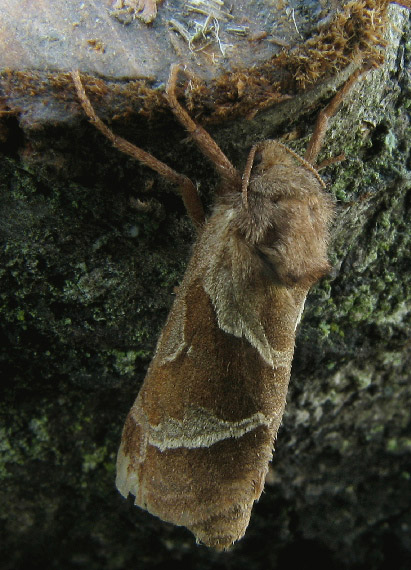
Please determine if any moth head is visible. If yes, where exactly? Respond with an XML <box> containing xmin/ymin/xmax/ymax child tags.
<box><xmin>238</xmin><ymin>140</ymin><xmax>334</xmax><ymax>287</ymax></box>
<box><xmin>242</xmin><ymin>140</ymin><xmax>326</xmax><ymax>203</ymax></box>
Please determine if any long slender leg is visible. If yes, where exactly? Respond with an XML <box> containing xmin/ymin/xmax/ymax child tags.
<box><xmin>316</xmin><ymin>153</ymin><xmax>346</xmax><ymax>171</ymax></box>
<box><xmin>166</xmin><ymin>65</ymin><xmax>242</xmax><ymax>192</ymax></box>
<box><xmin>304</xmin><ymin>67</ymin><xmax>366</xmax><ymax>167</ymax></box>
<box><xmin>71</xmin><ymin>71</ymin><xmax>205</xmax><ymax>229</ymax></box>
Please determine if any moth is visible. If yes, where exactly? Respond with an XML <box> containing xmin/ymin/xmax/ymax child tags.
<box><xmin>72</xmin><ymin>65</ymin><xmax>363</xmax><ymax>550</ymax></box>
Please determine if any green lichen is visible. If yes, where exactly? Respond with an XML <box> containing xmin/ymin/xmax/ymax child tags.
<box><xmin>108</xmin><ymin>349</ymin><xmax>148</xmax><ymax>376</ymax></box>
<box><xmin>352</xmin><ymin>369</ymin><xmax>372</xmax><ymax>389</ymax></box>
<box><xmin>0</xmin><ymin>406</ymin><xmax>55</xmax><ymax>478</ymax></box>
<box><xmin>82</xmin><ymin>445</ymin><xmax>111</xmax><ymax>473</ymax></box>
<box><xmin>386</xmin><ymin>438</ymin><xmax>411</xmax><ymax>453</ymax></box>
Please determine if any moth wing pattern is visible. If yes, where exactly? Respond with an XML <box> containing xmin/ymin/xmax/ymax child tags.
<box><xmin>116</xmin><ymin>158</ymin><xmax>332</xmax><ymax>549</ymax></box>
<box><xmin>116</xmin><ymin>280</ymin><xmax>277</xmax><ymax>548</ymax></box>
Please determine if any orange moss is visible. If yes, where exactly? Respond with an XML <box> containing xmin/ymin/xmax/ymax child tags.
<box><xmin>184</xmin><ymin>0</ymin><xmax>394</xmax><ymax>121</ymax></box>
<box><xmin>0</xmin><ymin>69</ymin><xmax>166</xmax><ymax>123</ymax></box>
<box><xmin>275</xmin><ymin>0</ymin><xmax>390</xmax><ymax>89</ymax></box>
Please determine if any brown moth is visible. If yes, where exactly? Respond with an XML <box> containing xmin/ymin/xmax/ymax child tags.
<box><xmin>72</xmin><ymin>66</ymin><xmax>364</xmax><ymax>550</ymax></box>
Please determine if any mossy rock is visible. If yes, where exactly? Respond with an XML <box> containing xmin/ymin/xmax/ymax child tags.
<box><xmin>0</xmin><ymin>2</ymin><xmax>410</xmax><ymax>569</ymax></box>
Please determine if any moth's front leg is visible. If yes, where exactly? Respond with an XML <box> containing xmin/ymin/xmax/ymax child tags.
<box><xmin>112</xmin><ymin>0</ymin><xmax>163</xmax><ymax>24</ymax></box>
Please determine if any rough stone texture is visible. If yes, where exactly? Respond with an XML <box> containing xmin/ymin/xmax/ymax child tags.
<box><xmin>0</xmin><ymin>0</ymin><xmax>401</xmax><ymax>127</ymax></box>
<box><xmin>0</xmin><ymin>0</ymin><xmax>320</xmax><ymax>79</ymax></box>
<box><xmin>0</xmin><ymin>3</ymin><xmax>410</xmax><ymax>570</ymax></box>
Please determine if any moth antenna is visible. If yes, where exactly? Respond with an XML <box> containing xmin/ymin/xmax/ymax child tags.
<box><xmin>304</xmin><ymin>66</ymin><xmax>368</xmax><ymax>167</ymax></box>
<box><xmin>241</xmin><ymin>144</ymin><xmax>258</xmax><ymax>208</ymax></box>
<box><xmin>241</xmin><ymin>142</ymin><xmax>325</xmax><ymax>209</ymax></box>
<box><xmin>165</xmin><ymin>64</ymin><xmax>242</xmax><ymax>193</ymax></box>
<box><xmin>275</xmin><ymin>142</ymin><xmax>326</xmax><ymax>188</ymax></box>
<box><xmin>71</xmin><ymin>70</ymin><xmax>205</xmax><ymax>229</ymax></box>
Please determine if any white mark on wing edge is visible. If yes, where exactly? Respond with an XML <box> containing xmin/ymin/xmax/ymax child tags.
<box><xmin>131</xmin><ymin>406</ymin><xmax>276</xmax><ymax>452</ymax></box>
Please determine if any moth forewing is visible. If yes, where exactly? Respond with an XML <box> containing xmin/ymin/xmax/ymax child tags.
<box><xmin>116</xmin><ymin>140</ymin><xmax>333</xmax><ymax>550</ymax></box>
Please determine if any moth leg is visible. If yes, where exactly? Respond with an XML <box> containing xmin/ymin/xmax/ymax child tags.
<box><xmin>304</xmin><ymin>67</ymin><xmax>366</xmax><ymax>167</ymax></box>
<box><xmin>316</xmin><ymin>152</ymin><xmax>346</xmax><ymax>171</ymax></box>
<box><xmin>166</xmin><ymin>64</ymin><xmax>242</xmax><ymax>192</ymax></box>
<box><xmin>71</xmin><ymin>70</ymin><xmax>205</xmax><ymax>229</ymax></box>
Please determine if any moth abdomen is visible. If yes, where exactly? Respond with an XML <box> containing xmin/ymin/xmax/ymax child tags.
<box><xmin>117</xmin><ymin>416</ymin><xmax>274</xmax><ymax>549</ymax></box>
